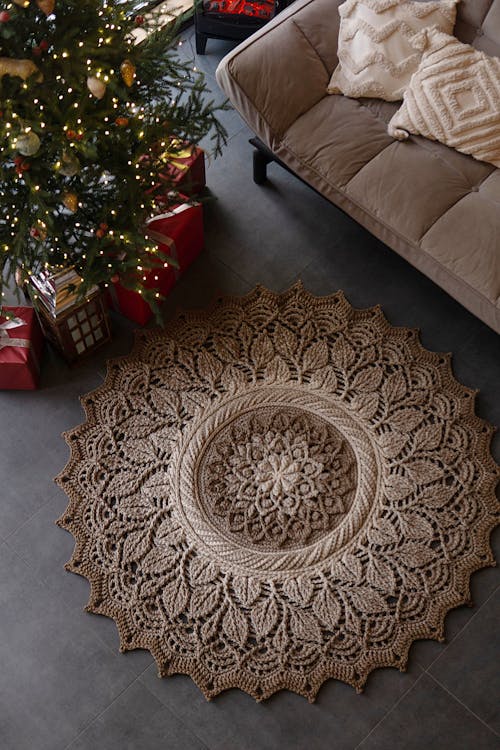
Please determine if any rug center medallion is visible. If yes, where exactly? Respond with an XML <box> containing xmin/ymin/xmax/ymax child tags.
<box><xmin>199</xmin><ymin>407</ymin><xmax>357</xmax><ymax>550</ymax></box>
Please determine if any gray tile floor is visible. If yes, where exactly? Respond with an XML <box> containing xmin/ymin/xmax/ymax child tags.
<box><xmin>1</xmin><ymin>27</ymin><xmax>499</xmax><ymax>750</ymax></box>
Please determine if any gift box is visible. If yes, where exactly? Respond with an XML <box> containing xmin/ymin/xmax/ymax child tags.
<box><xmin>0</xmin><ymin>306</ymin><xmax>44</xmax><ymax>389</ymax></box>
<box><xmin>149</xmin><ymin>142</ymin><xmax>206</xmax><ymax>199</ymax></box>
<box><xmin>164</xmin><ymin>143</ymin><xmax>206</xmax><ymax>196</ymax></box>
<box><xmin>108</xmin><ymin>201</ymin><xmax>204</xmax><ymax>326</ymax></box>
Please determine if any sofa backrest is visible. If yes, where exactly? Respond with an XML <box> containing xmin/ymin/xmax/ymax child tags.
<box><xmin>455</xmin><ymin>0</ymin><xmax>500</xmax><ymax>57</ymax></box>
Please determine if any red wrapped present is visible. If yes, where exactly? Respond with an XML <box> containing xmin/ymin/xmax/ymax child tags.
<box><xmin>0</xmin><ymin>306</ymin><xmax>44</xmax><ymax>389</ymax></box>
<box><xmin>108</xmin><ymin>201</ymin><xmax>204</xmax><ymax>326</ymax></box>
<box><xmin>152</xmin><ymin>142</ymin><xmax>206</xmax><ymax>199</ymax></box>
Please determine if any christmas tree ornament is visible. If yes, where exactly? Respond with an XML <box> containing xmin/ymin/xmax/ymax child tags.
<box><xmin>120</xmin><ymin>59</ymin><xmax>136</xmax><ymax>87</ymax></box>
<box><xmin>0</xmin><ymin>0</ymin><xmax>226</xmax><ymax>320</ymax></box>
<box><xmin>59</xmin><ymin>150</ymin><xmax>80</xmax><ymax>177</ymax></box>
<box><xmin>62</xmin><ymin>191</ymin><xmax>78</xmax><ymax>212</ymax></box>
<box><xmin>0</xmin><ymin>57</ymin><xmax>42</xmax><ymax>81</ymax></box>
<box><xmin>29</xmin><ymin>221</ymin><xmax>47</xmax><ymax>240</ymax></box>
<box><xmin>14</xmin><ymin>155</ymin><xmax>30</xmax><ymax>176</ymax></box>
<box><xmin>135</xmin><ymin>15</ymin><xmax>145</xmax><ymax>25</ymax></box>
<box><xmin>87</xmin><ymin>75</ymin><xmax>106</xmax><ymax>99</ymax></box>
<box><xmin>14</xmin><ymin>266</ymin><xmax>28</xmax><ymax>288</ymax></box>
<box><xmin>16</xmin><ymin>131</ymin><xmax>41</xmax><ymax>156</ymax></box>
<box><xmin>36</xmin><ymin>0</ymin><xmax>55</xmax><ymax>15</ymax></box>
<box><xmin>110</xmin><ymin>273</ymin><xmax>120</xmax><ymax>284</ymax></box>
<box><xmin>96</xmin><ymin>222</ymin><xmax>108</xmax><ymax>239</ymax></box>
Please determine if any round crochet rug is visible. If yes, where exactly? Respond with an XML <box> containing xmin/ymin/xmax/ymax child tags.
<box><xmin>56</xmin><ymin>285</ymin><xmax>500</xmax><ymax>701</ymax></box>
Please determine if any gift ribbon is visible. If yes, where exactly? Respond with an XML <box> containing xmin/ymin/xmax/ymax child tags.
<box><xmin>0</xmin><ymin>315</ymin><xmax>40</xmax><ymax>372</ymax></box>
<box><xmin>0</xmin><ymin>317</ymin><xmax>29</xmax><ymax>351</ymax></box>
<box><xmin>144</xmin><ymin>229</ymin><xmax>179</xmax><ymax>278</ymax></box>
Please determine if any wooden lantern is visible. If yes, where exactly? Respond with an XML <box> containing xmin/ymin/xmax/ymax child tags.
<box><xmin>36</xmin><ymin>290</ymin><xmax>111</xmax><ymax>364</ymax></box>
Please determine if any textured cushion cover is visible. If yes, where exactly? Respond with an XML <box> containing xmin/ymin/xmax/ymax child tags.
<box><xmin>328</xmin><ymin>0</ymin><xmax>458</xmax><ymax>101</ymax></box>
<box><xmin>388</xmin><ymin>28</ymin><xmax>500</xmax><ymax>168</ymax></box>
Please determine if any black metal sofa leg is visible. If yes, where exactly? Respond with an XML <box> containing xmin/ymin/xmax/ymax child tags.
<box><xmin>252</xmin><ymin>146</ymin><xmax>273</xmax><ymax>185</ymax></box>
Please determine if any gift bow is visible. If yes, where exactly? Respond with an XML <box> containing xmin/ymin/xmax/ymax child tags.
<box><xmin>0</xmin><ymin>317</ymin><xmax>30</xmax><ymax>351</ymax></box>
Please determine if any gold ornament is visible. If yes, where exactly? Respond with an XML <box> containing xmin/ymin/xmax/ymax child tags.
<box><xmin>16</xmin><ymin>131</ymin><xmax>41</xmax><ymax>156</ymax></box>
<box><xmin>87</xmin><ymin>75</ymin><xmax>106</xmax><ymax>99</ymax></box>
<box><xmin>0</xmin><ymin>57</ymin><xmax>43</xmax><ymax>82</ymax></box>
<box><xmin>36</xmin><ymin>0</ymin><xmax>55</xmax><ymax>15</ymax></box>
<box><xmin>63</xmin><ymin>191</ymin><xmax>78</xmax><ymax>212</ymax></box>
<box><xmin>120</xmin><ymin>59</ymin><xmax>136</xmax><ymax>87</ymax></box>
<box><xmin>13</xmin><ymin>1</ymin><xmax>30</xmax><ymax>7</ymax></box>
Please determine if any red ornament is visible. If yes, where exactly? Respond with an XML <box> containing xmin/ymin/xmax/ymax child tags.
<box><xmin>21</xmin><ymin>161</ymin><xmax>30</xmax><ymax>171</ymax></box>
<box><xmin>96</xmin><ymin>229</ymin><xmax>105</xmax><ymax>239</ymax></box>
<box><xmin>66</xmin><ymin>129</ymin><xmax>77</xmax><ymax>140</ymax></box>
<box><xmin>75</xmin><ymin>133</ymin><xmax>84</xmax><ymax>141</ymax></box>
<box><xmin>99</xmin><ymin>222</ymin><xmax>108</xmax><ymax>231</ymax></box>
<box><xmin>135</xmin><ymin>14</ymin><xmax>144</xmax><ymax>25</ymax></box>
<box><xmin>14</xmin><ymin>156</ymin><xmax>23</xmax><ymax>166</ymax></box>
<box><xmin>39</xmin><ymin>39</ymin><xmax>49</xmax><ymax>51</ymax></box>
<box><xmin>0</xmin><ymin>11</ymin><xmax>11</xmax><ymax>22</ymax></box>
<box><xmin>115</xmin><ymin>117</ymin><xmax>129</xmax><ymax>127</ymax></box>
<box><xmin>30</xmin><ymin>227</ymin><xmax>40</xmax><ymax>238</ymax></box>
<box><xmin>111</xmin><ymin>274</ymin><xmax>120</xmax><ymax>284</ymax></box>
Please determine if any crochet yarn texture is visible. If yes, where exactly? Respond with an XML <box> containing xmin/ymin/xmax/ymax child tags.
<box><xmin>56</xmin><ymin>285</ymin><xmax>500</xmax><ymax>701</ymax></box>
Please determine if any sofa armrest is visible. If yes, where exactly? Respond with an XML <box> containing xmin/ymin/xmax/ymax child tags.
<box><xmin>216</xmin><ymin>0</ymin><xmax>342</xmax><ymax>148</ymax></box>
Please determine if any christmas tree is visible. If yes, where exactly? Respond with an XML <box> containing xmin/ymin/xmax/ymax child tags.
<box><xmin>0</xmin><ymin>0</ymin><xmax>227</xmax><ymax>313</ymax></box>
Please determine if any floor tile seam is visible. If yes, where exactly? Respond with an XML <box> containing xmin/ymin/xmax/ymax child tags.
<box><xmin>421</xmin><ymin>584</ymin><xmax>500</xmax><ymax>674</ymax></box>
<box><xmin>136</xmin><ymin>670</ymin><xmax>213</xmax><ymax>750</ymax></box>
<box><xmin>226</xmin><ymin>124</ymin><xmax>252</xmax><ymax>144</ymax></box>
<box><xmin>61</xmin><ymin>674</ymin><xmax>161</xmax><ymax>750</ymax></box>
<box><xmin>353</xmin><ymin>670</ymin><xmax>427</xmax><ymax>750</ymax></box>
<box><xmin>204</xmin><ymin>251</ymin><xmax>254</xmax><ymax>289</ymax></box>
<box><xmin>2</xmin><ymin>490</ymin><xmax>62</xmax><ymax>544</ymax></box>
<box><xmin>425</xmin><ymin>672</ymin><xmax>500</xmax><ymax>738</ymax></box>
<box><xmin>2</xmin><ymin>544</ymin><xmax>148</xmax><ymax>747</ymax></box>
<box><xmin>2</xmin><ymin>536</ymin><xmax>142</xmax><ymax>670</ymax></box>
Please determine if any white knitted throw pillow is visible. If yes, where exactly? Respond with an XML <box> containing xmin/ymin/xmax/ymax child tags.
<box><xmin>328</xmin><ymin>0</ymin><xmax>458</xmax><ymax>102</ymax></box>
<box><xmin>388</xmin><ymin>28</ymin><xmax>500</xmax><ymax>168</ymax></box>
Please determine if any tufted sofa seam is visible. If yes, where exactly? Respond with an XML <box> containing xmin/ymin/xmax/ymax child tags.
<box><xmin>277</xmin><ymin>138</ymin><xmax>500</xmax><ymax>308</ymax></box>
<box><xmin>342</xmin><ymin>140</ymin><xmax>398</xmax><ymax>189</ymax></box>
<box><xmin>347</xmin><ymin>99</ymin><xmax>497</xmax><ymax>188</ymax></box>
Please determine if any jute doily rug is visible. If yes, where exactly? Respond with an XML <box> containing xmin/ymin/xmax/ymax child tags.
<box><xmin>56</xmin><ymin>285</ymin><xmax>500</xmax><ymax>701</ymax></box>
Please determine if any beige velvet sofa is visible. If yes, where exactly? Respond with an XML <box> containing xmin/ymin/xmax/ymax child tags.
<box><xmin>216</xmin><ymin>0</ymin><xmax>500</xmax><ymax>334</ymax></box>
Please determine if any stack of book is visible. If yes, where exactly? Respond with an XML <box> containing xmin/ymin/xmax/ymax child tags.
<box><xmin>30</xmin><ymin>267</ymin><xmax>98</xmax><ymax>319</ymax></box>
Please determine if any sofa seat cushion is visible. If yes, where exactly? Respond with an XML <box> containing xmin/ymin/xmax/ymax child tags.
<box><xmin>280</xmin><ymin>92</ymin><xmax>498</xmax><ymax>311</ymax></box>
<box><xmin>421</xmin><ymin>171</ymin><xmax>500</xmax><ymax>306</ymax></box>
<box><xmin>283</xmin><ymin>94</ymin><xmax>494</xmax><ymax>242</ymax></box>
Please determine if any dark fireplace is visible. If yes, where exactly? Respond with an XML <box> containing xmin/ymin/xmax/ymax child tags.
<box><xmin>195</xmin><ymin>0</ymin><xmax>289</xmax><ymax>54</ymax></box>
